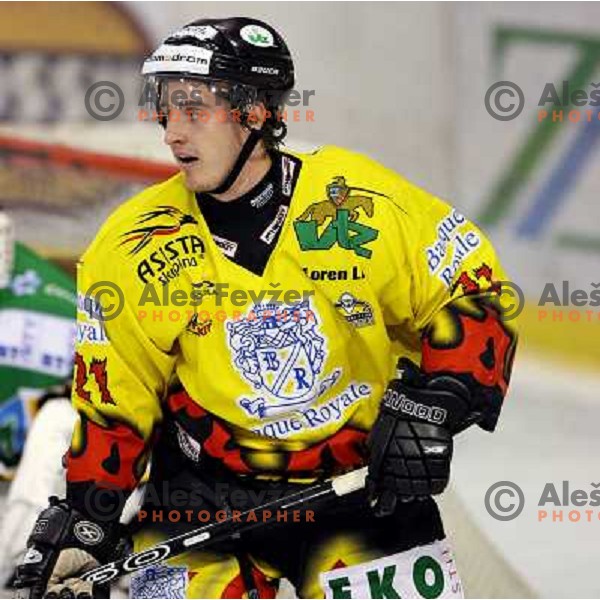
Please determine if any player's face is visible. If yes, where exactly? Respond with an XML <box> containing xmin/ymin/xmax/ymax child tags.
<box><xmin>161</xmin><ymin>79</ymin><xmax>249</xmax><ymax>192</ymax></box>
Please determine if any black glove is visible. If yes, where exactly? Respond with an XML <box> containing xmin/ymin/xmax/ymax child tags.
<box><xmin>13</xmin><ymin>496</ymin><xmax>127</xmax><ymax>598</ymax></box>
<box><xmin>367</xmin><ymin>359</ymin><xmax>473</xmax><ymax>517</ymax></box>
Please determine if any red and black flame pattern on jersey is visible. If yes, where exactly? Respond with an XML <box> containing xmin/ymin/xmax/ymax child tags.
<box><xmin>420</xmin><ymin>293</ymin><xmax>517</xmax><ymax>431</ymax></box>
<box><xmin>167</xmin><ymin>389</ymin><xmax>368</xmax><ymax>481</ymax></box>
<box><xmin>65</xmin><ymin>415</ymin><xmax>149</xmax><ymax>491</ymax></box>
<box><xmin>167</xmin><ymin>390</ymin><xmax>252</xmax><ymax>475</ymax></box>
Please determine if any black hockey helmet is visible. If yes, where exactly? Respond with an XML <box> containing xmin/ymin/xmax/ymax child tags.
<box><xmin>142</xmin><ymin>17</ymin><xmax>294</xmax><ymax>93</ymax></box>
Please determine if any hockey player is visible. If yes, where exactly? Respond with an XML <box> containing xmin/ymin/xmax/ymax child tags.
<box><xmin>15</xmin><ymin>18</ymin><xmax>518</xmax><ymax>599</ymax></box>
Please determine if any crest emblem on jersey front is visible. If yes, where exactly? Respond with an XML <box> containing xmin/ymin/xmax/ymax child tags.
<box><xmin>227</xmin><ymin>300</ymin><xmax>326</xmax><ymax>417</ymax></box>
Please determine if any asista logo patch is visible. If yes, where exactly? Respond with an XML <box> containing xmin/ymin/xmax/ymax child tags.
<box><xmin>135</xmin><ymin>234</ymin><xmax>205</xmax><ymax>285</ymax></box>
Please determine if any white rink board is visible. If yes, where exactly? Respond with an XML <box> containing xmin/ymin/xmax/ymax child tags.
<box><xmin>452</xmin><ymin>355</ymin><xmax>600</xmax><ymax>598</ymax></box>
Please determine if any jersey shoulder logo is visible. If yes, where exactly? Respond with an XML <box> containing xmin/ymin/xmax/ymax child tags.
<box><xmin>293</xmin><ymin>175</ymin><xmax>386</xmax><ymax>258</ymax></box>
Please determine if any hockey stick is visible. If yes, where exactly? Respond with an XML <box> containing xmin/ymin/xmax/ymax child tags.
<box><xmin>80</xmin><ymin>466</ymin><xmax>368</xmax><ymax>586</ymax></box>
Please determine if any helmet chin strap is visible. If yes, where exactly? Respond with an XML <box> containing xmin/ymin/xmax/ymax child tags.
<box><xmin>206</xmin><ymin>129</ymin><xmax>264</xmax><ymax>196</ymax></box>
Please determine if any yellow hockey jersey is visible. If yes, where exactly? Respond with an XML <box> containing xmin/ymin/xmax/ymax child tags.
<box><xmin>68</xmin><ymin>145</ymin><xmax>511</xmax><ymax>487</ymax></box>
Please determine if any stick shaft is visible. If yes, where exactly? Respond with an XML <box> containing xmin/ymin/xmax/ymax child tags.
<box><xmin>83</xmin><ymin>467</ymin><xmax>367</xmax><ymax>585</ymax></box>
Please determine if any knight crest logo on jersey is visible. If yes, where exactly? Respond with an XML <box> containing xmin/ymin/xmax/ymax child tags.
<box><xmin>294</xmin><ymin>176</ymin><xmax>384</xmax><ymax>258</ymax></box>
<box><xmin>227</xmin><ymin>300</ymin><xmax>327</xmax><ymax>418</ymax></box>
<box><xmin>119</xmin><ymin>206</ymin><xmax>198</xmax><ymax>255</ymax></box>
